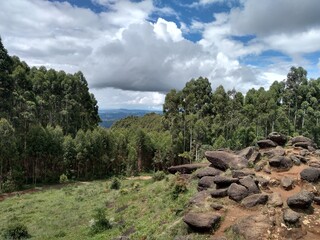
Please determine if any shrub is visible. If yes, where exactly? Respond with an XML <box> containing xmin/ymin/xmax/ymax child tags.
<box><xmin>59</xmin><ymin>174</ymin><xmax>68</xmax><ymax>184</ymax></box>
<box><xmin>3</xmin><ymin>223</ymin><xmax>31</xmax><ymax>239</ymax></box>
<box><xmin>171</xmin><ymin>174</ymin><xmax>188</xmax><ymax>199</ymax></box>
<box><xmin>110</xmin><ymin>177</ymin><xmax>121</xmax><ymax>190</ymax></box>
<box><xmin>120</xmin><ymin>188</ymin><xmax>129</xmax><ymax>195</ymax></box>
<box><xmin>89</xmin><ymin>208</ymin><xmax>112</xmax><ymax>234</ymax></box>
<box><xmin>152</xmin><ymin>171</ymin><xmax>166</xmax><ymax>181</ymax></box>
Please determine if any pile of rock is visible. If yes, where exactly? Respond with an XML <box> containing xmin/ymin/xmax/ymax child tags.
<box><xmin>167</xmin><ymin>132</ymin><xmax>320</xmax><ymax>239</ymax></box>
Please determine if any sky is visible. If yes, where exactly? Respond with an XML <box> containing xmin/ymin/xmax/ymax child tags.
<box><xmin>1</xmin><ymin>0</ymin><xmax>320</xmax><ymax>110</ymax></box>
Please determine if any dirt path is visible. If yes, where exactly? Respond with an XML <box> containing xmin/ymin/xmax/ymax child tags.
<box><xmin>126</xmin><ymin>176</ymin><xmax>152</xmax><ymax>180</ymax></box>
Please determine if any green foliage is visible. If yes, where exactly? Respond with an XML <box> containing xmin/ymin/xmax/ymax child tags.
<box><xmin>59</xmin><ymin>174</ymin><xmax>68</xmax><ymax>184</ymax></box>
<box><xmin>152</xmin><ymin>171</ymin><xmax>166</xmax><ymax>181</ymax></box>
<box><xmin>171</xmin><ymin>174</ymin><xmax>188</xmax><ymax>199</ymax></box>
<box><xmin>110</xmin><ymin>177</ymin><xmax>121</xmax><ymax>190</ymax></box>
<box><xmin>2</xmin><ymin>222</ymin><xmax>31</xmax><ymax>239</ymax></box>
<box><xmin>89</xmin><ymin>207</ymin><xmax>112</xmax><ymax>235</ymax></box>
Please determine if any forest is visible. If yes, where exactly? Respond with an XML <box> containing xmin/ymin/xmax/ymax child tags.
<box><xmin>1</xmin><ymin>37</ymin><xmax>320</xmax><ymax>192</ymax></box>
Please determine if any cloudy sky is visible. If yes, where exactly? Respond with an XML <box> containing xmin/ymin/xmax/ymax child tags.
<box><xmin>1</xmin><ymin>0</ymin><xmax>320</xmax><ymax>110</ymax></box>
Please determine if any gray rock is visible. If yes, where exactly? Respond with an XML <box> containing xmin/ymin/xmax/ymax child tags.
<box><xmin>238</xmin><ymin>146</ymin><xmax>255</xmax><ymax>159</ymax></box>
<box><xmin>213</xmin><ymin>175</ymin><xmax>239</xmax><ymax>188</ymax></box>
<box><xmin>314</xmin><ymin>196</ymin><xmax>320</xmax><ymax>205</ymax></box>
<box><xmin>267</xmin><ymin>132</ymin><xmax>287</xmax><ymax>146</ymax></box>
<box><xmin>299</xmin><ymin>149</ymin><xmax>309</xmax><ymax>156</ymax></box>
<box><xmin>269</xmin><ymin>156</ymin><xmax>293</xmax><ymax>170</ymax></box>
<box><xmin>232</xmin><ymin>169</ymin><xmax>255</xmax><ymax>179</ymax></box>
<box><xmin>168</xmin><ymin>163</ymin><xmax>210</xmax><ymax>174</ymax></box>
<box><xmin>281</xmin><ymin>176</ymin><xmax>294</xmax><ymax>190</ymax></box>
<box><xmin>315</xmin><ymin>150</ymin><xmax>320</xmax><ymax>156</ymax></box>
<box><xmin>198</xmin><ymin>176</ymin><xmax>216</xmax><ymax>191</ymax></box>
<box><xmin>283</xmin><ymin>209</ymin><xmax>300</xmax><ymax>227</ymax></box>
<box><xmin>308</xmin><ymin>146</ymin><xmax>316</xmax><ymax>152</ymax></box>
<box><xmin>291</xmin><ymin>136</ymin><xmax>313</xmax><ymax>145</ymax></box>
<box><xmin>254</xmin><ymin>161</ymin><xmax>267</xmax><ymax>172</ymax></box>
<box><xmin>295</xmin><ymin>142</ymin><xmax>312</xmax><ymax>149</ymax></box>
<box><xmin>195</xmin><ymin>167</ymin><xmax>222</xmax><ymax>178</ymax></box>
<box><xmin>300</xmin><ymin>167</ymin><xmax>320</xmax><ymax>182</ymax></box>
<box><xmin>209</xmin><ymin>188</ymin><xmax>228</xmax><ymax>198</ymax></box>
<box><xmin>189</xmin><ymin>191</ymin><xmax>210</xmax><ymax>206</ymax></box>
<box><xmin>296</xmin><ymin>155</ymin><xmax>309</xmax><ymax>164</ymax></box>
<box><xmin>183</xmin><ymin>212</ymin><xmax>221</xmax><ymax>232</ymax></box>
<box><xmin>308</xmin><ymin>160</ymin><xmax>320</xmax><ymax>168</ymax></box>
<box><xmin>268</xmin><ymin>192</ymin><xmax>283</xmax><ymax>207</ymax></box>
<box><xmin>257</xmin><ymin>139</ymin><xmax>277</xmax><ymax>148</ymax></box>
<box><xmin>241</xmin><ymin>194</ymin><xmax>268</xmax><ymax>208</ymax></box>
<box><xmin>205</xmin><ymin>151</ymin><xmax>248</xmax><ymax>170</ymax></box>
<box><xmin>239</xmin><ymin>176</ymin><xmax>260</xmax><ymax>194</ymax></box>
<box><xmin>211</xmin><ymin>203</ymin><xmax>223</xmax><ymax>210</ymax></box>
<box><xmin>290</xmin><ymin>155</ymin><xmax>301</xmax><ymax>166</ymax></box>
<box><xmin>249</xmin><ymin>151</ymin><xmax>261</xmax><ymax>165</ymax></box>
<box><xmin>263</xmin><ymin>146</ymin><xmax>285</xmax><ymax>158</ymax></box>
<box><xmin>227</xmin><ymin>183</ymin><xmax>249</xmax><ymax>202</ymax></box>
<box><xmin>256</xmin><ymin>176</ymin><xmax>269</xmax><ymax>189</ymax></box>
<box><xmin>287</xmin><ymin>190</ymin><xmax>314</xmax><ymax>209</ymax></box>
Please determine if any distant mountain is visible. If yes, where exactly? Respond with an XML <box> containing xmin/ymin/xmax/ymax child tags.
<box><xmin>99</xmin><ymin>109</ymin><xmax>162</xmax><ymax>128</ymax></box>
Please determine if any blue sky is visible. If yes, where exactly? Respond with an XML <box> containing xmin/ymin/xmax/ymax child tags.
<box><xmin>1</xmin><ymin>0</ymin><xmax>320</xmax><ymax>109</ymax></box>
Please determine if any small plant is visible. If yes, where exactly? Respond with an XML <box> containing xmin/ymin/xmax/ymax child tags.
<box><xmin>3</xmin><ymin>222</ymin><xmax>31</xmax><ymax>239</ymax></box>
<box><xmin>152</xmin><ymin>171</ymin><xmax>166</xmax><ymax>181</ymax></box>
<box><xmin>171</xmin><ymin>174</ymin><xmax>188</xmax><ymax>199</ymax></box>
<box><xmin>120</xmin><ymin>188</ymin><xmax>129</xmax><ymax>195</ymax></box>
<box><xmin>59</xmin><ymin>174</ymin><xmax>69</xmax><ymax>184</ymax></box>
<box><xmin>131</xmin><ymin>182</ymin><xmax>140</xmax><ymax>191</ymax></box>
<box><xmin>89</xmin><ymin>208</ymin><xmax>112</xmax><ymax>234</ymax></box>
<box><xmin>110</xmin><ymin>177</ymin><xmax>121</xmax><ymax>190</ymax></box>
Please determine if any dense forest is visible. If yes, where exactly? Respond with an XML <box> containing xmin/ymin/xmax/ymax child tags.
<box><xmin>1</xmin><ymin>37</ymin><xmax>320</xmax><ymax>192</ymax></box>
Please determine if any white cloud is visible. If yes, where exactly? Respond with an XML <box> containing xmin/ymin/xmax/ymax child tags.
<box><xmin>153</xmin><ymin>18</ymin><xmax>183</xmax><ymax>42</ymax></box>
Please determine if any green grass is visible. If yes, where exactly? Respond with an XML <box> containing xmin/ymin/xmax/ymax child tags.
<box><xmin>0</xmin><ymin>175</ymin><xmax>198</xmax><ymax>240</ymax></box>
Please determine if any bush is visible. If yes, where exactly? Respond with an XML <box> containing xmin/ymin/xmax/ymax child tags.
<box><xmin>3</xmin><ymin>223</ymin><xmax>31</xmax><ymax>239</ymax></box>
<box><xmin>110</xmin><ymin>177</ymin><xmax>121</xmax><ymax>190</ymax></box>
<box><xmin>152</xmin><ymin>171</ymin><xmax>166</xmax><ymax>181</ymax></box>
<box><xmin>59</xmin><ymin>174</ymin><xmax>68</xmax><ymax>184</ymax></box>
<box><xmin>171</xmin><ymin>174</ymin><xmax>188</xmax><ymax>199</ymax></box>
<box><xmin>89</xmin><ymin>208</ymin><xmax>112</xmax><ymax>234</ymax></box>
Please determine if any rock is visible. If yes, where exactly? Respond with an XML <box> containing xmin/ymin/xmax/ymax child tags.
<box><xmin>198</xmin><ymin>176</ymin><xmax>216</xmax><ymax>191</ymax></box>
<box><xmin>291</xmin><ymin>136</ymin><xmax>313</xmax><ymax>145</ymax></box>
<box><xmin>314</xmin><ymin>196</ymin><xmax>320</xmax><ymax>205</ymax></box>
<box><xmin>300</xmin><ymin>167</ymin><xmax>320</xmax><ymax>182</ymax></box>
<box><xmin>267</xmin><ymin>132</ymin><xmax>287</xmax><ymax>146</ymax></box>
<box><xmin>290</xmin><ymin>155</ymin><xmax>301</xmax><ymax>166</ymax></box>
<box><xmin>254</xmin><ymin>161</ymin><xmax>267</xmax><ymax>172</ymax></box>
<box><xmin>308</xmin><ymin>160</ymin><xmax>320</xmax><ymax>168</ymax></box>
<box><xmin>238</xmin><ymin>147</ymin><xmax>254</xmax><ymax>159</ymax></box>
<box><xmin>308</xmin><ymin>146</ymin><xmax>316</xmax><ymax>152</ymax></box>
<box><xmin>295</xmin><ymin>155</ymin><xmax>309</xmax><ymax>164</ymax></box>
<box><xmin>209</xmin><ymin>188</ymin><xmax>228</xmax><ymax>198</ymax></box>
<box><xmin>315</xmin><ymin>150</ymin><xmax>320</xmax><ymax>156</ymax></box>
<box><xmin>239</xmin><ymin>176</ymin><xmax>260</xmax><ymax>194</ymax></box>
<box><xmin>195</xmin><ymin>167</ymin><xmax>222</xmax><ymax>178</ymax></box>
<box><xmin>229</xmin><ymin>214</ymin><xmax>273</xmax><ymax>240</ymax></box>
<box><xmin>281</xmin><ymin>176</ymin><xmax>294</xmax><ymax>190</ymax></box>
<box><xmin>287</xmin><ymin>190</ymin><xmax>314</xmax><ymax>209</ymax></box>
<box><xmin>213</xmin><ymin>176</ymin><xmax>239</xmax><ymax>188</ymax></box>
<box><xmin>205</xmin><ymin>151</ymin><xmax>248</xmax><ymax>170</ymax></box>
<box><xmin>256</xmin><ymin>176</ymin><xmax>269</xmax><ymax>189</ymax></box>
<box><xmin>269</xmin><ymin>156</ymin><xmax>293</xmax><ymax>170</ymax></box>
<box><xmin>283</xmin><ymin>209</ymin><xmax>300</xmax><ymax>227</ymax></box>
<box><xmin>268</xmin><ymin>192</ymin><xmax>283</xmax><ymax>207</ymax></box>
<box><xmin>263</xmin><ymin>165</ymin><xmax>272</xmax><ymax>174</ymax></box>
<box><xmin>263</xmin><ymin>146</ymin><xmax>285</xmax><ymax>158</ymax></box>
<box><xmin>189</xmin><ymin>191</ymin><xmax>210</xmax><ymax>206</ymax></box>
<box><xmin>232</xmin><ymin>169</ymin><xmax>255</xmax><ymax>179</ymax></box>
<box><xmin>294</xmin><ymin>142</ymin><xmax>312</xmax><ymax>149</ymax></box>
<box><xmin>249</xmin><ymin>151</ymin><xmax>261</xmax><ymax>164</ymax></box>
<box><xmin>241</xmin><ymin>194</ymin><xmax>268</xmax><ymax>208</ymax></box>
<box><xmin>269</xmin><ymin>178</ymin><xmax>280</xmax><ymax>187</ymax></box>
<box><xmin>299</xmin><ymin>149</ymin><xmax>309</xmax><ymax>156</ymax></box>
<box><xmin>227</xmin><ymin>183</ymin><xmax>249</xmax><ymax>202</ymax></box>
<box><xmin>211</xmin><ymin>203</ymin><xmax>223</xmax><ymax>210</ymax></box>
<box><xmin>168</xmin><ymin>163</ymin><xmax>210</xmax><ymax>174</ymax></box>
<box><xmin>257</xmin><ymin>139</ymin><xmax>277</xmax><ymax>148</ymax></box>
<box><xmin>183</xmin><ymin>212</ymin><xmax>221</xmax><ymax>232</ymax></box>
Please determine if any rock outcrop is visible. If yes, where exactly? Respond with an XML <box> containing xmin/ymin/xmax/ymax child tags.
<box><xmin>205</xmin><ymin>151</ymin><xmax>248</xmax><ymax>170</ymax></box>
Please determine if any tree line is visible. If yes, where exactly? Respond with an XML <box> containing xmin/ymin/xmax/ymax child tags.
<box><xmin>1</xmin><ymin>36</ymin><xmax>320</xmax><ymax>192</ymax></box>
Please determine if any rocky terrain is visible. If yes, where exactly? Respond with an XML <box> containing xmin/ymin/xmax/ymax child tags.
<box><xmin>169</xmin><ymin>133</ymin><xmax>320</xmax><ymax>240</ymax></box>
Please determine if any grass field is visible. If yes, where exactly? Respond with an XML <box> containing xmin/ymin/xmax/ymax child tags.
<box><xmin>0</xmin><ymin>175</ymin><xmax>200</xmax><ymax>240</ymax></box>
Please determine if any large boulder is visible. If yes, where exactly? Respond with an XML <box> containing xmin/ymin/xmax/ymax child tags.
<box><xmin>263</xmin><ymin>146</ymin><xmax>285</xmax><ymax>158</ymax></box>
<box><xmin>239</xmin><ymin>176</ymin><xmax>260</xmax><ymax>194</ymax></box>
<box><xmin>183</xmin><ymin>212</ymin><xmax>221</xmax><ymax>232</ymax></box>
<box><xmin>168</xmin><ymin>163</ymin><xmax>209</xmax><ymax>174</ymax></box>
<box><xmin>269</xmin><ymin>156</ymin><xmax>293</xmax><ymax>170</ymax></box>
<box><xmin>229</xmin><ymin>214</ymin><xmax>274</xmax><ymax>240</ymax></box>
<box><xmin>227</xmin><ymin>183</ymin><xmax>249</xmax><ymax>202</ymax></box>
<box><xmin>205</xmin><ymin>151</ymin><xmax>248</xmax><ymax>170</ymax></box>
<box><xmin>257</xmin><ymin>139</ymin><xmax>277</xmax><ymax>148</ymax></box>
<box><xmin>291</xmin><ymin>136</ymin><xmax>316</xmax><ymax>149</ymax></box>
<box><xmin>300</xmin><ymin>167</ymin><xmax>320</xmax><ymax>182</ymax></box>
<box><xmin>287</xmin><ymin>190</ymin><xmax>314</xmax><ymax>209</ymax></box>
<box><xmin>198</xmin><ymin>176</ymin><xmax>216</xmax><ymax>191</ymax></box>
<box><xmin>267</xmin><ymin>132</ymin><xmax>287</xmax><ymax>146</ymax></box>
<box><xmin>213</xmin><ymin>176</ymin><xmax>239</xmax><ymax>189</ymax></box>
<box><xmin>241</xmin><ymin>194</ymin><xmax>268</xmax><ymax>208</ymax></box>
<box><xmin>237</xmin><ymin>146</ymin><xmax>254</xmax><ymax>159</ymax></box>
<box><xmin>195</xmin><ymin>167</ymin><xmax>222</xmax><ymax>178</ymax></box>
